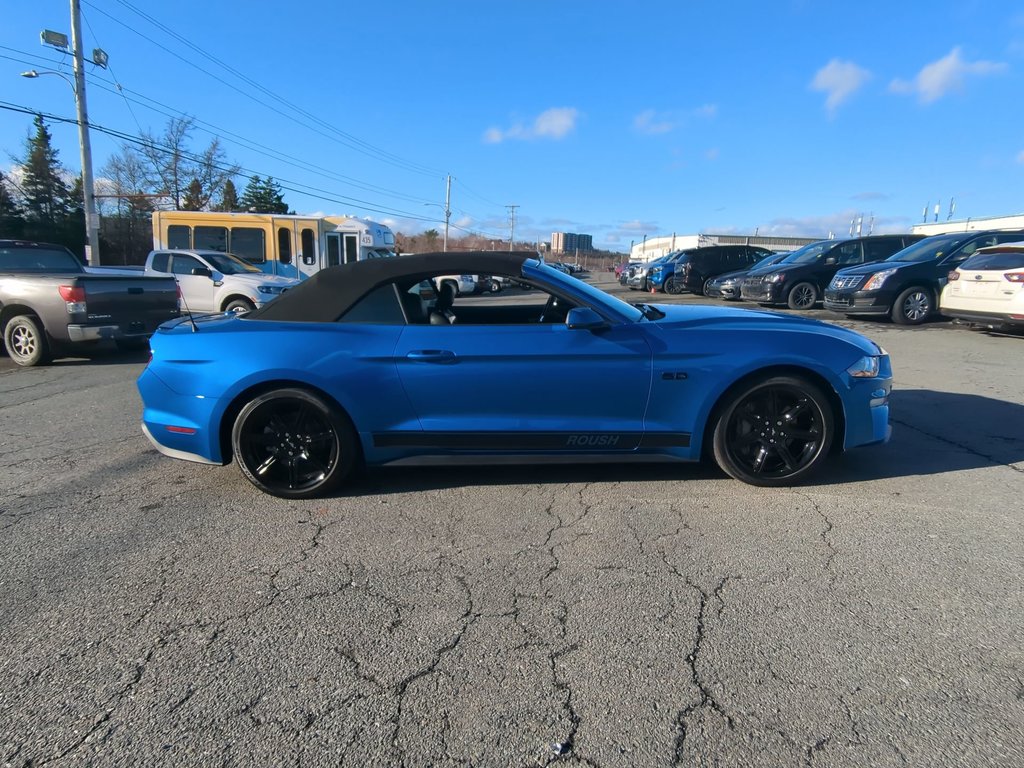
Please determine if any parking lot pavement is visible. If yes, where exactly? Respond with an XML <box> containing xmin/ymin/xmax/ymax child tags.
<box><xmin>1</xmin><ymin>287</ymin><xmax>1022</xmax><ymax>767</ymax></box>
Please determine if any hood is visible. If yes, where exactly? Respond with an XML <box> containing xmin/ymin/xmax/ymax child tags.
<box><xmin>226</xmin><ymin>273</ymin><xmax>299</xmax><ymax>287</ymax></box>
<box><xmin>833</xmin><ymin>261</ymin><xmax>911</xmax><ymax>277</ymax></box>
<box><xmin>645</xmin><ymin>303</ymin><xmax>882</xmax><ymax>355</ymax></box>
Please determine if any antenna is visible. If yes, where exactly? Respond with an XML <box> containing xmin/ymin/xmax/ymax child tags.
<box><xmin>175</xmin><ymin>280</ymin><xmax>199</xmax><ymax>332</ymax></box>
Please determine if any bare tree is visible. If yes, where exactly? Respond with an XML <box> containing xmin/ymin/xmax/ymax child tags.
<box><xmin>139</xmin><ymin>117</ymin><xmax>239</xmax><ymax>210</ymax></box>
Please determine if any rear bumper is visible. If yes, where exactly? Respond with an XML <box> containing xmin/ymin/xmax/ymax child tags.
<box><xmin>138</xmin><ymin>367</ymin><xmax>225</xmax><ymax>464</ymax></box>
<box><xmin>67</xmin><ymin>322</ymin><xmax>154</xmax><ymax>342</ymax></box>
<box><xmin>940</xmin><ymin>308</ymin><xmax>1024</xmax><ymax>327</ymax></box>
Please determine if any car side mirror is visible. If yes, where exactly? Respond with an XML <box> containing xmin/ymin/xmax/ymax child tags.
<box><xmin>566</xmin><ymin>307</ymin><xmax>607</xmax><ymax>331</ymax></box>
<box><xmin>191</xmin><ymin>267</ymin><xmax>212</xmax><ymax>277</ymax></box>
<box><xmin>824</xmin><ymin>256</ymin><xmax>837</xmax><ymax>265</ymax></box>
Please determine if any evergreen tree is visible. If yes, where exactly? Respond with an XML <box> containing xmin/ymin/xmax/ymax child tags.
<box><xmin>20</xmin><ymin>115</ymin><xmax>71</xmax><ymax>228</ymax></box>
<box><xmin>0</xmin><ymin>171</ymin><xmax>26</xmax><ymax>238</ymax></box>
<box><xmin>181</xmin><ymin>178</ymin><xmax>204</xmax><ymax>211</ymax></box>
<box><xmin>239</xmin><ymin>175</ymin><xmax>289</xmax><ymax>214</ymax></box>
<box><xmin>214</xmin><ymin>179</ymin><xmax>240</xmax><ymax>212</ymax></box>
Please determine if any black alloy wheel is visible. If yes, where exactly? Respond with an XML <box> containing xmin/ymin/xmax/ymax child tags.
<box><xmin>701</xmin><ymin>277</ymin><xmax>716</xmax><ymax>296</ymax></box>
<box><xmin>231</xmin><ymin>388</ymin><xmax>357</xmax><ymax>499</ymax></box>
<box><xmin>892</xmin><ymin>287</ymin><xmax>932</xmax><ymax>325</ymax></box>
<box><xmin>712</xmin><ymin>376</ymin><xmax>834</xmax><ymax>486</ymax></box>
<box><xmin>787</xmin><ymin>282</ymin><xmax>818</xmax><ymax>310</ymax></box>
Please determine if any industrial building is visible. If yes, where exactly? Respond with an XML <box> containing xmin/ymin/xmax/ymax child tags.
<box><xmin>912</xmin><ymin>213</ymin><xmax>1024</xmax><ymax>236</ymax></box>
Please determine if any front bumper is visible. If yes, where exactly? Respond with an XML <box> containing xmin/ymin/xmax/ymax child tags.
<box><xmin>740</xmin><ymin>281</ymin><xmax>783</xmax><ymax>304</ymax></box>
<box><xmin>823</xmin><ymin>289</ymin><xmax>894</xmax><ymax>315</ymax></box>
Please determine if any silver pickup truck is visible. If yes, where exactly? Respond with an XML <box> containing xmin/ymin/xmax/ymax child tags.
<box><xmin>1</xmin><ymin>240</ymin><xmax>180</xmax><ymax>367</ymax></box>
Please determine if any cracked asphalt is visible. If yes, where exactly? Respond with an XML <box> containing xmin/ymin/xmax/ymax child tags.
<box><xmin>1</xmin><ymin>284</ymin><xmax>1022</xmax><ymax>767</ymax></box>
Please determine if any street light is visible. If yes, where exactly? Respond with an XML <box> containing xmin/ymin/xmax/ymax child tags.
<box><xmin>25</xmin><ymin>1</ymin><xmax>104</xmax><ymax>265</ymax></box>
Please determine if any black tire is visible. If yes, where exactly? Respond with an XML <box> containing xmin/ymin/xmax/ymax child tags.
<box><xmin>231</xmin><ymin>388</ymin><xmax>357</xmax><ymax>499</ymax></box>
<box><xmin>489</xmin><ymin>279</ymin><xmax>502</xmax><ymax>293</ymax></box>
<box><xmin>4</xmin><ymin>314</ymin><xmax>51</xmax><ymax>367</ymax></box>
<box><xmin>702</xmin><ymin>278</ymin><xmax>716</xmax><ymax>296</ymax></box>
<box><xmin>787</xmin><ymin>282</ymin><xmax>818</xmax><ymax>310</ymax></box>
<box><xmin>712</xmin><ymin>375</ymin><xmax>835</xmax><ymax>487</ymax></box>
<box><xmin>891</xmin><ymin>286</ymin><xmax>932</xmax><ymax>325</ymax></box>
<box><xmin>224</xmin><ymin>298</ymin><xmax>256</xmax><ymax>313</ymax></box>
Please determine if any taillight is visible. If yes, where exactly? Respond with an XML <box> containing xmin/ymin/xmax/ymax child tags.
<box><xmin>58</xmin><ymin>284</ymin><xmax>87</xmax><ymax>314</ymax></box>
<box><xmin>947</xmin><ymin>271</ymin><xmax>960</xmax><ymax>282</ymax></box>
<box><xmin>1004</xmin><ymin>272</ymin><xmax>1024</xmax><ymax>283</ymax></box>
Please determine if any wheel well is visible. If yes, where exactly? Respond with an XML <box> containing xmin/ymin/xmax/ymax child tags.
<box><xmin>1</xmin><ymin>304</ymin><xmax>42</xmax><ymax>331</ymax></box>
<box><xmin>218</xmin><ymin>380</ymin><xmax>362</xmax><ymax>465</ymax></box>
<box><xmin>701</xmin><ymin>365</ymin><xmax>847</xmax><ymax>459</ymax></box>
<box><xmin>220</xmin><ymin>295</ymin><xmax>254</xmax><ymax>311</ymax></box>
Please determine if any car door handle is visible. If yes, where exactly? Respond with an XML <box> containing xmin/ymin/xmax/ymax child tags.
<box><xmin>406</xmin><ymin>349</ymin><xmax>457</xmax><ymax>363</ymax></box>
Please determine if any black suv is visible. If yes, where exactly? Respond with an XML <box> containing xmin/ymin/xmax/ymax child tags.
<box><xmin>823</xmin><ymin>229</ymin><xmax>1024</xmax><ymax>324</ymax></box>
<box><xmin>740</xmin><ymin>235</ymin><xmax>923</xmax><ymax>309</ymax></box>
<box><xmin>649</xmin><ymin>245</ymin><xmax>773</xmax><ymax>294</ymax></box>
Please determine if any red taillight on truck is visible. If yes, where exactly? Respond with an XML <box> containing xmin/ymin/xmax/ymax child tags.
<box><xmin>58</xmin><ymin>284</ymin><xmax>87</xmax><ymax>313</ymax></box>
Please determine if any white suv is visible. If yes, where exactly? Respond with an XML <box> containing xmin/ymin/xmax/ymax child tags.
<box><xmin>940</xmin><ymin>242</ymin><xmax>1024</xmax><ymax>329</ymax></box>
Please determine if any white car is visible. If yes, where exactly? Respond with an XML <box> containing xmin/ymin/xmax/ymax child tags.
<box><xmin>434</xmin><ymin>274</ymin><xmax>479</xmax><ymax>296</ymax></box>
<box><xmin>145</xmin><ymin>249</ymin><xmax>299</xmax><ymax>314</ymax></box>
<box><xmin>940</xmin><ymin>242</ymin><xmax>1024</xmax><ymax>329</ymax></box>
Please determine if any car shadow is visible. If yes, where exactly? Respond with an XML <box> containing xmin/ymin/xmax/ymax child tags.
<box><xmin>340</xmin><ymin>389</ymin><xmax>1023</xmax><ymax>496</ymax></box>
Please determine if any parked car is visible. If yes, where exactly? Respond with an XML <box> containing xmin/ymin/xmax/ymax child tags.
<box><xmin>705</xmin><ymin>253</ymin><xmax>792</xmax><ymax>300</ymax></box>
<box><xmin>940</xmin><ymin>242</ymin><xmax>1024</xmax><ymax>329</ymax></box>
<box><xmin>824</xmin><ymin>230</ymin><xmax>1024</xmax><ymax>324</ymax></box>
<box><xmin>139</xmin><ymin>250</ymin><xmax>893</xmax><ymax>499</ymax></box>
<box><xmin>145</xmin><ymin>249</ymin><xmax>298</xmax><ymax>314</ymax></box>
<box><xmin>434</xmin><ymin>274</ymin><xmax>479</xmax><ymax>295</ymax></box>
<box><xmin>627</xmin><ymin>254</ymin><xmax>674</xmax><ymax>291</ymax></box>
<box><xmin>619</xmin><ymin>261</ymin><xmax>642</xmax><ymax>285</ymax></box>
<box><xmin>1</xmin><ymin>240</ymin><xmax>179</xmax><ymax>366</ymax></box>
<box><xmin>740</xmin><ymin>235</ymin><xmax>923</xmax><ymax>309</ymax></box>
<box><xmin>649</xmin><ymin>245</ymin><xmax>774</xmax><ymax>295</ymax></box>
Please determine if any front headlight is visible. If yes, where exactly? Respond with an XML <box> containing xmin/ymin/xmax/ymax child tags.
<box><xmin>765</xmin><ymin>273</ymin><xmax>785</xmax><ymax>283</ymax></box>
<box><xmin>257</xmin><ymin>285</ymin><xmax>286</xmax><ymax>295</ymax></box>
<box><xmin>847</xmin><ymin>355</ymin><xmax>881</xmax><ymax>378</ymax></box>
<box><xmin>863</xmin><ymin>268</ymin><xmax>897</xmax><ymax>291</ymax></box>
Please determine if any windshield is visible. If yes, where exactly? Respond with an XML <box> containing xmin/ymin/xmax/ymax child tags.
<box><xmin>0</xmin><ymin>246</ymin><xmax>82</xmax><ymax>272</ymax></box>
<box><xmin>532</xmin><ymin>261</ymin><xmax>645</xmax><ymax>322</ymax></box>
<box><xmin>205</xmin><ymin>252</ymin><xmax>263</xmax><ymax>275</ymax></box>
<box><xmin>367</xmin><ymin>248</ymin><xmax>397</xmax><ymax>259</ymax></box>
<box><xmin>885</xmin><ymin>233</ymin><xmax>970</xmax><ymax>263</ymax></box>
<box><xmin>780</xmin><ymin>240</ymin><xmax>834</xmax><ymax>264</ymax></box>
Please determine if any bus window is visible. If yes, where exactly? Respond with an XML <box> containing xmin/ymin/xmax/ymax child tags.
<box><xmin>194</xmin><ymin>226</ymin><xmax>228</xmax><ymax>252</ymax></box>
<box><xmin>277</xmin><ymin>227</ymin><xmax>292</xmax><ymax>265</ymax></box>
<box><xmin>300</xmin><ymin>228</ymin><xmax>316</xmax><ymax>265</ymax></box>
<box><xmin>231</xmin><ymin>227</ymin><xmax>266</xmax><ymax>263</ymax></box>
<box><xmin>168</xmin><ymin>225</ymin><xmax>191</xmax><ymax>249</ymax></box>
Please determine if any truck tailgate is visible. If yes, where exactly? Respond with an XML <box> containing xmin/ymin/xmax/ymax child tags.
<box><xmin>82</xmin><ymin>276</ymin><xmax>178</xmax><ymax>331</ymax></box>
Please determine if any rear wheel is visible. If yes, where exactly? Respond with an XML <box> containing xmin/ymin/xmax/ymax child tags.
<box><xmin>891</xmin><ymin>286</ymin><xmax>932</xmax><ymax>325</ymax></box>
<box><xmin>231</xmin><ymin>388</ymin><xmax>357</xmax><ymax>499</ymax></box>
<box><xmin>787</xmin><ymin>282</ymin><xmax>818</xmax><ymax>310</ymax></box>
<box><xmin>712</xmin><ymin>375</ymin><xmax>834</xmax><ymax>486</ymax></box>
<box><xmin>4</xmin><ymin>314</ymin><xmax>51</xmax><ymax>367</ymax></box>
<box><xmin>489</xmin><ymin>279</ymin><xmax>502</xmax><ymax>293</ymax></box>
<box><xmin>702</xmin><ymin>277</ymin><xmax>716</xmax><ymax>296</ymax></box>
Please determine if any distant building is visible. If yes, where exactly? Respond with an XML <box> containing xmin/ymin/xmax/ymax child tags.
<box><xmin>630</xmin><ymin>233</ymin><xmax>820</xmax><ymax>262</ymax></box>
<box><xmin>552</xmin><ymin>231</ymin><xmax>594</xmax><ymax>254</ymax></box>
<box><xmin>912</xmin><ymin>213</ymin><xmax>1024</xmax><ymax>236</ymax></box>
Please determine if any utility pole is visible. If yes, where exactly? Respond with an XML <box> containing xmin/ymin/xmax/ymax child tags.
<box><xmin>506</xmin><ymin>204</ymin><xmax>519</xmax><ymax>251</ymax></box>
<box><xmin>70</xmin><ymin>0</ymin><xmax>101</xmax><ymax>265</ymax></box>
<box><xmin>443</xmin><ymin>174</ymin><xmax>451</xmax><ymax>252</ymax></box>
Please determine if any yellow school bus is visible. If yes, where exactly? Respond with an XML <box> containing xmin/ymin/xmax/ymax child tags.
<box><xmin>151</xmin><ymin>211</ymin><xmax>397</xmax><ymax>279</ymax></box>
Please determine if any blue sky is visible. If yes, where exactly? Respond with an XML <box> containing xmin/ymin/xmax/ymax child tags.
<box><xmin>2</xmin><ymin>0</ymin><xmax>1023</xmax><ymax>251</ymax></box>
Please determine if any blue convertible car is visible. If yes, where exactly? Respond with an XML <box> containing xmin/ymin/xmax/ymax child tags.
<box><xmin>138</xmin><ymin>252</ymin><xmax>892</xmax><ymax>498</ymax></box>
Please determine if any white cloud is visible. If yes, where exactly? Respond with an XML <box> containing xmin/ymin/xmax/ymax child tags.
<box><xmin>633</xmin><ymin>104</ymin><xmax>718</xmax><ymax>135</ymax></box>
<box><xmin>810</xmin><ymin>59</ymin><xmax>871</xmax><ymax>115</ymax></box>
<box><xmin>483</xmin><ymin>107</ymin><xmax>580</xmax><ymax>143</ymax></box>
<box><xmin>890</xmin><ymin>47</ymin><xmax>1007</xmax><ymax>103</ymax></box>
<box><xmin>1017</xmin><ymin>150</ymin><xmax>1024</xmax><ymax>164</ymax></box>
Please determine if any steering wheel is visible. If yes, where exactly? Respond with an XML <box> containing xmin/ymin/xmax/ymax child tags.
<box><xmin>538</xmin><ymin>294</ymin><xmax>560</xmax><ymax>323</ymax></box>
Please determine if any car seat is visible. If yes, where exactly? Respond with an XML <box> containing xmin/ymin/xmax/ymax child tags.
<box><xmin>429</xmin><ymin>281</ymin><xmax>457</xmax><ymax>325</ymax></box>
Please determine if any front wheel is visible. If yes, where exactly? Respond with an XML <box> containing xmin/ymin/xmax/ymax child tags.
<box><xmin>4</xmin><ymin>314</ymin><xmax>51</xmax><ymax>367</ymax></box>
<box><xmin>701</xmin><ymin>278</ymin><xmax>716</xmax><ymax>296</ymax></box>
<box><xmin>231</xmin><ymin>388</ymin><xmax>358</xmax><ymax>499</ymax></box>
<box><xmin>224</xmin><ymin>298</ymin><xmax>256</xmax><ymax>313</ymax></box>
<box><xmin>891</xmin><ymin>286</ymin><xmax>932</xmax><ymax>325</ymax></box>
<box><xmin>489</xmin><ymin>279</ymin><xmax>502</xmax><ymax>293</ymax></box>
<box><xmin>787</xmin><ymin>282</ymin><xmax>818</xmax><ymax>310</ymax></box>
<box><xmin>712</xmin><ymin>375</ymin><xmax>834</xmax><ymax>486</ymax></box>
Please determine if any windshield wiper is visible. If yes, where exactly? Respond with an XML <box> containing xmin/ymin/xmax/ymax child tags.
<box><xmin>632</xmin><ymin>303</ymin><xmax>666</xmax><ymax>320</ymax></box>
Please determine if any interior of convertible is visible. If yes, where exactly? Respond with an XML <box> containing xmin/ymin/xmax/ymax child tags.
<box><xmin>339</xmin><ymin>272</ymin><xmax>582</xmax><ymax>326</ymax></box>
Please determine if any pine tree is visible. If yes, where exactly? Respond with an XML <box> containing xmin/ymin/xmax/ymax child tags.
<box><xmin>181</xmin><ymin>178</ymin><xmax>204</xmax><ymax>211</ymax></box>
<box><xmin>20</xmin><ymin>115</ymin><xmax>71</xmax><ymax>228</ymax></box>
<box><xmin>239</xmin><ymin>175</ymin><xmax>289</xmax><ymax>214</ymax></box>
<box><xmin>0</xmin><ymin>171</ymin><xmax>26</xmax><ymax>238</ymax></box>
<box><xmin>214</xmin><ymin>179</ymin><xmax>240</xmax><ymax>212</ymax></box>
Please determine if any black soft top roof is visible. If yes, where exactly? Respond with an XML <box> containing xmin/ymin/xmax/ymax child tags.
<box><xmin>248</xmin><ymin>250</ymin><xmax>538</xmax><ymax>322</ymax></box>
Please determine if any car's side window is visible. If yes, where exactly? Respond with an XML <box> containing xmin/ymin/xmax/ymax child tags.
<box><xmin>170</xmin><ymin>255</ymin><xmax>203</xmax><ymax>275</ymax></box>
<box><xmin>338</xmin><ymin>284</ymin><xmax>407</xmax><ymax>325</ymax></box>
<box><xmin>863</xmin><ymin>239</ymin><xmax>895</xmax><ymax>262</ymax></box>
<box><xmin>836</xmin><ymin>243</ymin><xmax>863</xmax><ymax>265</ymax></box>
<box><xmin>150</xmin><ymin>252</ymin><xmax>170</xmax><ymax>272</ymax></box>
<box><xmin>419</xmin><ymin>272</ymin><xmax>575</xmax><ymax>326</ymax></box>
